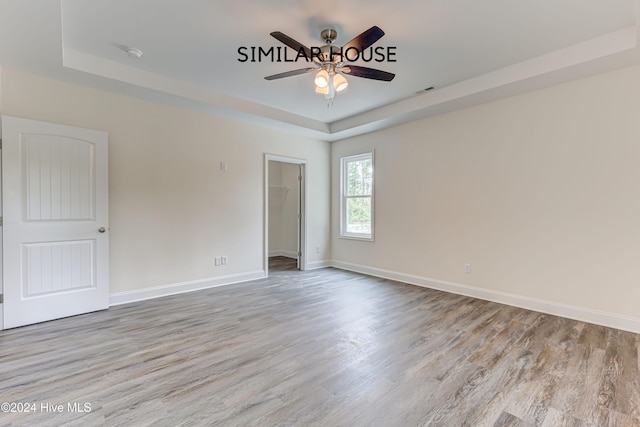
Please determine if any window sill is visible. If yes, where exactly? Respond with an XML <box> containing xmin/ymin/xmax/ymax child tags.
<box><xmin>339</xmin><ymin>234</ymin><xmax>375</xmax><ymax>242</ymax></box>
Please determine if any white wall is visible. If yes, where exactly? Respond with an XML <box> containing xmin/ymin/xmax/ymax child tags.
<box><xmin>5</xmin><ymin>62</ymin><xmax>640</xmax><ymax>331</ymax></box>
<box><xmin>0</xmin><ymin>68</ymin><xmax>331</xmax><ymax>298</ymax></box>
<box><xmin>332</xmin><ymin>63</ymin><xmax>640</xmax><ymax>329</ymax></box>
<box><xmin>268</xmin><ymin>161</ymin><xmax>299</xmax><ymax>258</ymax></box>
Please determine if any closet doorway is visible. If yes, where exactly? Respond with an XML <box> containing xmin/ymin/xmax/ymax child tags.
<box><xmin>264</xmin><ymin>155</ymin><xmax>306</xmax><ymax>275</ymax></box>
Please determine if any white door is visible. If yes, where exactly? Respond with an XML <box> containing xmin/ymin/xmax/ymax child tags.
<box><xmin>2</xmin><ymin>116</ymin><xmax>109</xmax><ymax>329</ymax></box>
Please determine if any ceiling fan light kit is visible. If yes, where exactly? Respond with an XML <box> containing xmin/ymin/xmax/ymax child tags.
<box><xmin>313</xmin><ymin>65</ymin><xmax>349</xmax><ymax>102</ymax></box>
<box><xmin>265</xmin><ymin>26</ymin><xmax>395</xmax><ymax>105</ymax></box>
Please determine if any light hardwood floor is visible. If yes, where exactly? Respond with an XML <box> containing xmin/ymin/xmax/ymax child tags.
<box><xmin>1</xmin><ymin>258</ymin><xmax>639</xmax><ymax>426</ymax></box>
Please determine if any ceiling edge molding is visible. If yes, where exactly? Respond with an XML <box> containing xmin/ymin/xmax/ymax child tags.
<box><xmin>329</xmin><ymin>27</ymin><xmax>638</xmax><ymax>136</ymax></box>
<box><xmin>61</xmin><ymin>48</ymin><xmax>330</xmax><ymax>135</ymax></box>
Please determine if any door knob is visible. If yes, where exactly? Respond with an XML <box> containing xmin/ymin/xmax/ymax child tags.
<box><xmin>98</xmin><ymin>227</ymin><xmax>106</xmax><ymax>233</ymax></box>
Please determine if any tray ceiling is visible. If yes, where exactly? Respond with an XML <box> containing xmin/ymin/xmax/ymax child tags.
<box><xmin>1</xmin><ymin>0</ymin><xmax>639</xmax><ymax>141</ymax></box>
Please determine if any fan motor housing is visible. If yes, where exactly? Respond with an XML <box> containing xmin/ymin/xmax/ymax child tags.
<box><xmin>316</xmin><ymin>44</ymin><xmax>342</xmax><ymax>62</ymax></box>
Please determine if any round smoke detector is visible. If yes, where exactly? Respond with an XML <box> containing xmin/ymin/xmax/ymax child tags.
<box><xmin>125</xmin><ymin>47</ymin><xmax>143</xmax><ymax>59</ymax></box>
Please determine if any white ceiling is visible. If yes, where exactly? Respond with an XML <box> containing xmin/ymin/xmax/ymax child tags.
<box><xmin>1</xmin><ymin>0</ymin><xmax>639</xmax><ymax>141</ymax></box>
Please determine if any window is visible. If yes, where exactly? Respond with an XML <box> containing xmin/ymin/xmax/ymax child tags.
<box><xmin>340</xmin><ymin>152</ymin><xmax>374</xmax><ymax>240</ymax></box>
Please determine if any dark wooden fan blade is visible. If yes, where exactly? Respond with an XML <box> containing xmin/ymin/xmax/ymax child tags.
<box><xmin>270</xmin><ymin>32</ymin><xmax>312</xmax><ymax>60</ymax></box>
<box><xmin>264</xmin><ymin>68</ymin><xmax>315</xmax><ymax>80</ymax></box>
<box><xmin>342</xmin><ymin>26</ymin><xmax>385</xmax><ymax>53</ymax></box>
<box><xmin>341</xmin><ymin>65</ymin><xmax>395</xmax><ymax>81</ymax></box>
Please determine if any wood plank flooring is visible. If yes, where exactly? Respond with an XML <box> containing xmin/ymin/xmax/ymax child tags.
<box><xmin>1</xmin><ymin>257</ymin><xmax>639</xmax><ymax>426</ymax></box>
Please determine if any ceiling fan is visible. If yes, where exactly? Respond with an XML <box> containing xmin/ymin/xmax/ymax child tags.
<box><xmin>264</xmin><ymin>26</ymin><xmax>395</xmax><ymax>102</ymax></box>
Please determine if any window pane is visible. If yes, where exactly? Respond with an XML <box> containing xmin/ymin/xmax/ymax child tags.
<box><xmin>346</xmin><ymin>197</ymin><xmax>372</xmax><ymax>235</ymax></box>
<box><xmin>341</xmin><ymin>152</ymin><xmax>374</xmax><ymax>240</ymax></box>
<box><xmin>347</xmin><ymin>159</ymin><xmax>372</xmax><ymax>197</ymax></box>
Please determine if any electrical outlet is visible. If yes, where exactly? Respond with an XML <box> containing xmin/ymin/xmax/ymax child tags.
<box><xmin>215</xmin><ymin>257</ymin><xmax>221</xmax><ymax>266</ymax></box>
<box><xmin>464</xmin><ymin>263</ymin><xmax>471</xmax><ymax>274</ymax></box>
<box><xmin>221</xmin><ymin>256</ymin><xmax>228</xmax><ymax>265</ymax></box>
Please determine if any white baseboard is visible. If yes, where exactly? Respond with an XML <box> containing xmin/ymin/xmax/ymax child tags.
<box><xmin>269</xmin><ymin>250</ymin><xmax>298</xmax><ymax>259</ymax></box>
<box><xmin>330</xmin><ymin>260</ymin><xmax>640</xmax><ymax>334</ymax></box>
<box><xmin>306</xmin><ymin>260</ymin><xmax>332</xmax><ymax>270</ymax></box>
<box><xmin>109</xmin><ymin>270</ymin><xmax>266</xmax><ymax>306</ymax></box>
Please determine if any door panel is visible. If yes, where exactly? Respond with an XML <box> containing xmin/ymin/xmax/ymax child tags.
<box><xmin>23</xmin><ymin>134</ymin><xmax>95</xmax><ymax>221</ymax></box>
<box><xmin>2</xmin><ymin>116</ymin><xmax>109</xmax><ymax>329</ymax></box>
<box><xmin>23</xmin><ymin>240</ymin><xmax>95</xmax><ymax>296</ymax></box>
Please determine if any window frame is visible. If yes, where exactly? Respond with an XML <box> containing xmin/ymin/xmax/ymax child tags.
<box><xmin>340</xmin><ymin>151</ymin><xmax>375</xmax><ymax>241</ymax></box>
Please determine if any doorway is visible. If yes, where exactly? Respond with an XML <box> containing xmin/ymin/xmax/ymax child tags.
<box><xmin>265</xmin><ymin>155</ymin><xmax>306</xmax><ymax>275</ymax></box>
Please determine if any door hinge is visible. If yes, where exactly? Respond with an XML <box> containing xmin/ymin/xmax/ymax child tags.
<box><xmin>298</xmin><ymin>252</ymin><xmax>302</xmax><ymax>257</ymax></box>
<box><xmin>0</xmin><ymin>294</ymin><xmax>3</xmax><ymax>304</ymax></box>
<box><xmin>298</xmin><ymin>175</ymin><xmax>302</xmax><ymax>181</ymax></box>
<box><xmin>0</xmin><ymin>217</ymin><xmax>3</xmax><ymax>227</ymax></box>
